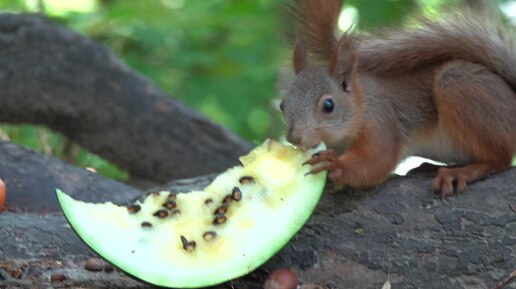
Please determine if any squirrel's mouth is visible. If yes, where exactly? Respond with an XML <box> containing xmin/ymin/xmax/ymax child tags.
<box><xmin>285</xmin><ymin>141</ymin><xmax>321</xmax><ymax>151</ymax></box>
<box><xmin>308</xmin><ymin>143</ymin><xmax>323</xmax><ymax>149</ymax></box>
<box><xmin>299</xmin><ymin>141</ymin><xmax>323</xmax><ymax>151</ymax></box>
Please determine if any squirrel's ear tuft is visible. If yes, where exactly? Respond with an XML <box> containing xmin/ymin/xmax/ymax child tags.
<box><xmin>329</xmin><ymin>35</ymin><xmax>356</xmax><ymax>87</ymax></box>
<box><xmin>293</xmin><ymin>38</ymin><xmax>308</xmax><ymax>75</ymax></box>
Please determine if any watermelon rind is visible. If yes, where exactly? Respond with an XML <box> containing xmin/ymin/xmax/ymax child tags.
<box><xmin>56</xmin><ymin>140</ymin><xmax>326</xmax><ymax>288</ymax></box>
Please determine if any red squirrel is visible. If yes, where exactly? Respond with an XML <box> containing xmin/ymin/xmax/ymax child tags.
<box><xmin>280</xmin><ymin>0</ymin><xmax>516</xmax><ymax>196</ymax></box>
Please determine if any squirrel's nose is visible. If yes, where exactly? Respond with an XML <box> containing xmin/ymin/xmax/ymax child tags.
<box><xmin>286</xmin><ymin>126</ymin><xmax>303</xmax><ymax>145</ymax></box>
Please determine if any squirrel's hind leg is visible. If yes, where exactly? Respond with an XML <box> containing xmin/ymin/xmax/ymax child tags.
<box><xmin>430</xmin><ymin>163</ymin><xmax>509</xmax><ymax>196</ymax></box>
<box><xmin>432</xmin><ymin>60</ymin><xmax>515</xmax><ymax>196</ymax></box>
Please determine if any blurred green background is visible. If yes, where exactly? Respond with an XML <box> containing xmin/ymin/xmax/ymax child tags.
<box><xmin>0</xmin><ymin>0</ymin><xmax>513</xmax><ymax>180</ymax></box>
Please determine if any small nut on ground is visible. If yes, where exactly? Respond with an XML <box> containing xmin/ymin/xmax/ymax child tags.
<box><xmin>0</xmin><ymin>177</ymin><xmax>6</xmax><ymax>210</ymax></box>
<box><xmin>84</xmin><ymin>258</ymin><xmax>105</xmax><ymax>272</ymax></box>
<box><xmin>264</xmin><ymin>268</ymin><xmax>298</xmax><ymax>289</ymax></box>
<box><xmin>104</xmin><ymin>263</ymin><xmax>115</xmax><ymax>273</ymax></box>
<box><xmin>50</xmin><ymin>272</ymin><xmax>66</xmax><ymax>282</ymax></box>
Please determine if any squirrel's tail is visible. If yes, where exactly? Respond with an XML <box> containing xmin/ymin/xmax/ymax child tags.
<box><xmin>279</xmin><ymin>0</ymin><xmax>344</xmax><ymax>61</ymax></box>
<box><xmin>358</xmin><ymin>7</ymin><xmax>516</xmax><ymax>90</ymax></box>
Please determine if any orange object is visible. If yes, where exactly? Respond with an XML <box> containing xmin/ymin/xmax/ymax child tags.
<box><xmin>264</xmin><ymin>268</ymin><xmax>298</xmax><ymax>289</ymax></box>
<box><xmin>0</xmin><ymin>178</ymin><xmax>5</xmax><ymax>210</ymax></box>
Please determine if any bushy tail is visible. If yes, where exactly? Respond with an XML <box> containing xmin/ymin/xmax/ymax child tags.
<box><xmin>358</xmin><ymin>8</ymin><xmax>516</xmax><ymax>90</ymax></box>
<box><xmin>279</xmin><ymin>0</ymin><xmax>343</xmax><ymax>61</ymax></box>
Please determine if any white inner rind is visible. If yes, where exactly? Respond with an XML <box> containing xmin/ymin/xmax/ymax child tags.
<box><xmin>56</xmin><ymin>140</ymin><xmax>326</xmax><ymax>288</ymax></box>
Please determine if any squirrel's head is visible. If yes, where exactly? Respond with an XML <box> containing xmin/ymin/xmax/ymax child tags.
<box><xmin>281</xmin><ymin>37</ymin><xmax>361</xmax><ymax>150</ymax></box>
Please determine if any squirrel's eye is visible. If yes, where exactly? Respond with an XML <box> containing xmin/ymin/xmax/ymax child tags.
<box><xmin>321</xmin><ymin>98</ymin><xmax>334</xmax><ymax>114</ymax></box>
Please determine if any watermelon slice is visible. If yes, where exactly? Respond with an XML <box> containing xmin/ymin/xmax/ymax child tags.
<box><xmin>56</xmin><ymin>139</ymin><xmax>326</xmax><ymax>288</ymax></box>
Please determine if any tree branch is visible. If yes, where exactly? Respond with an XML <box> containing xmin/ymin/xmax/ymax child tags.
<box><xmin>0</xmin><ymin>13</ymin><xmax>252</xmax><ymax>184</ymax></box>
<box><xmin>0</xmin><ymin>141</ymin><xmax>141</xmax><ymax>212</ymax></box>
<box><xmin>1</xmin><ymin>158</ymin><xmax>514</xmax><ymax>288</ymax></box>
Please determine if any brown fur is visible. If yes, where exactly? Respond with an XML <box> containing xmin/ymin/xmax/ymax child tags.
<box><xmin>359</xmin><ymin>9</ymin><xmax>516</xmax><ymax>90</ymax></box>
<box><xmin>281</xmin><ymin>0</ymin><xmax>516</xmax><ymax>195</ymax></box>
<box><xmin>280</xmin><ymin>0</ymin><xmax>344</xmax><ymax>60</ymax></box>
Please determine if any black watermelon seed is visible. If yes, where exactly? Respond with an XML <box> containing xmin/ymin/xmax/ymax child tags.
<box><xmin>180</xmin><ymin>235</ymin><xmax>196</xmax><ymax>252</ymax></box>
<box><xmin>203</xmin><ymin>231</ymin><xmax>217</xmax><ymax>241</ymax></box>
<box><xmin>222</xmin><ymin>194</ymin><xmax>233</xmax><ymax>204</ymax></box>
<box><xmin>239</xmin><ymin>176</ymin><xmax>255</xmax><ymax>184</ymax></box>
<box><xmin>180</xmin><ymin>235</ymin><xmax>189</xmax><ymax>248</ymax></box>
<box><xmin>171</xmin><ymin>209</ymin><xmax>181</xmax><ymax>215</ymax></box>
<box><xmin>213</xmin><ymin>214</ymin><xmax>227</xmax><ymax>225</ymax></box>
<box><xmin>232</xmin><ymin>187</ymin><xmax>242</xmax><ymax>202</ymax></box>
<box><xmin>205</xmin><ymin>199</ymin><xmax>213</xmax><ymax>205</ymax></box>
<box><xmin>151</xmin><ymin>191</ymin><xmax>160</xmax><ymax>197</ymax></box>
<box><xmin>153</xmin><ymin>209</ymin><xmax>169</xmax><ymax>219</ymax></box>
<box><xmin>141</xmin><ymin>221</ymin><xmax>152</xmax><ymax>228</ymax></box>
<box><xmin>162</xmin><ymin>200</ymin><xmax>177</xmax><ymax>210</ymax></box>
<box><xmin>127</xmin><ymin>204</ymin><xmax>141</xmax><ymax>214</ymax></box>
<box><xmin>214</xmin><ymin>204</ymin><xmax>228</xmax><ymax>215</ymax></box>
<box><xmin>186</xmin><ymin>241</ymin><xmax>196</xmax><ymax>252</ymax></box>
<box><xmin>167</xmin><ymin>193</ymin><xmax>177</xmax><ymax>201</ymax></box>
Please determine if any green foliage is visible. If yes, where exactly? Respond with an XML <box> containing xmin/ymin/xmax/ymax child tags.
<box><xmin>346</xmin><ymin>0</ymin><xmax>417</xmax><ymax>29</ymax></box>
<box><xmin>0</xmin><ymin>125</ymin><xmax>128</xmax><ymax>180</ymax></box>
<box><xmin>83</xmin><ymin>0</ymin><xmax>283</xmax><ymax>142</ymax></box>
<box><xmin>0</xmin><ymin>0</ymin><xmax>24</xmax><ymax>11</ymax></box>
<box><xmin>0</xmin><ymin>0</ymin><xmax>514</xmax><ymax>179</ymax></box>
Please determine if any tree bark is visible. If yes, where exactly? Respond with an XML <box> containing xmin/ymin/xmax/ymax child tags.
<box><xmin>0</xmin><ymin>141</ymin><xmax>141</xmax><ymax>212</ymax></box>
<box><xmin>1</xmin><ymin>163</ymin><xmax>514</xmax><ymax>289</ymax></box>
<box><xmin>0</xmin><ymin>13</ymin><xmax>252</xmax><ymax>185</ymax></box>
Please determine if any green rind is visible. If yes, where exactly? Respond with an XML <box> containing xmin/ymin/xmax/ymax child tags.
<box><xmin>56</xmin><ymin>189</ymin><xmax>153</xmax><ymax>286</ymax></box>
<box><xmin>56</xmin><ymin>142</ymin><xmax>327</xmax><ymax>288</ymax></box>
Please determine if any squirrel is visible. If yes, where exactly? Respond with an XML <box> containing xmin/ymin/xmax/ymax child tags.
<box><xmin>279</xmin><ymin>0</ymin><xmax>516</xmax><ymax>196</ymax></box>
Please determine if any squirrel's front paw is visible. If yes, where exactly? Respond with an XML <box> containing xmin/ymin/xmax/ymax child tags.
<box><xmin>303</xmin><ymin>149</ymin><xmax>344</xmax><ymax>183</ymax></box>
